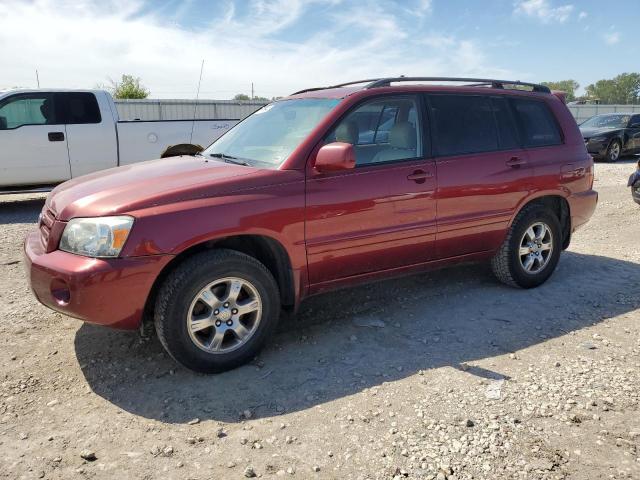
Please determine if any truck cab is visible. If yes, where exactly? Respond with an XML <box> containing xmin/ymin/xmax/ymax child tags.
<box><xmin>0</xmin><ymin>90</ymin><xmax>118</xmax><ymax>188</ymax></box>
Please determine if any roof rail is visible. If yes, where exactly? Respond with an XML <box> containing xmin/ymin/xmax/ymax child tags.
<box><xmin>290</xmin><ymin>77</ymin><xmax>551</xmax><ymax>96</ymax></box>
<box><xmin>365</xmin><ymin>77</ymin><xmax>551</xmax><ymax>93</ymax></box>
<box><xmin>291</xmin><ymin>78</ymin><xmax>383</xmax><ymax>96</ymax></box>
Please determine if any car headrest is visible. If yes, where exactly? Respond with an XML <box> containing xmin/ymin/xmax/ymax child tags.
<box><xmin>335</xmin><ymin>120</ymin><xmax>359</xmax><ymax>145</ymax></box>
<box><xmin>389</xmin><ymin>122</ymin><xmax>416</xmax><ymax>149</ymax></box>
<box><xmin>40</xmin><ymin>99</ymin><xmax>52</xmax><ymax>121</ymax></box>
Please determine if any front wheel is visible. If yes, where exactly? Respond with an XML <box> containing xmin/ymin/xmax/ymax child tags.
<box><xmin>491</xmin><ymin>205</ymin><xmax>562</xmax><ymax>288</ymax></box>
<box><xmin>154</xmin><ymin>249</ymin><xmax>280</xmax><ymax>373</ymax></box>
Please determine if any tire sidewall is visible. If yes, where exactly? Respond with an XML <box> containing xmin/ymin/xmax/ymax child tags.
<box><xmin>507</xmin><ymin>209</ymin><xmax>561</xmax><ymax>288</ymax></box>
<box><xmin>156</xmin><ymin>252</ymin><xmax>280</xmax><ymax>373</ymax></box>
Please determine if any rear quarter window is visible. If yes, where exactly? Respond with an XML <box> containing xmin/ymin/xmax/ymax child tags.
<box><xmin>511</xmin><ymin>98</ymin><xmax>562</xmax><ymax>147</ymax></box>
<box><xmin>56</xmin><ymin>92</ymin><xmax>101</xmax><ymax>124</ymax></box>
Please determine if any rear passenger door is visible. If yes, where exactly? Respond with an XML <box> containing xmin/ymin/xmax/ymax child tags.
<box><xmin>59</xmin><ymin>92</ymin><xmax>119</xmax><ymax>178</ymax></box>
<box><xmin>429</xmin><ymin>94</ymin><xmax>533</xmax><ymax>259</ymax></box>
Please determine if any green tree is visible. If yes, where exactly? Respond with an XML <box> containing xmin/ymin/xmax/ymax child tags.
<box><xmin>109</xmin><ymin>75</ymin><xmax>150</xmax><ymax>99</ymax></box>
<box><xmin>541</xmin><ymin>80</ymin><xmax>579</xmax><ymax>102</ymax></box>
<box><xmin>585</xmin><ymin>73</ymin><xmax>640</xmax><ymax>104</ymax></box>
<box><xmin>233</xmin><ymin>93</ymin><xmax>269</xmax><ymax>102</ymax></box>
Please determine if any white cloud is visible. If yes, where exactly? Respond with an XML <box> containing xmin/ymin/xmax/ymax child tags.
<box><xmin>578</xmin><ymin>11</ymin><xmax>587</xmax><ymax>20</ymax></box>
<box><xmin>514</xmin><ymin>0</ymin><xmax>574</xmax><ymax>24</ymax></box>
<box><xmin>0</xmin><ymin>0</ymin><xmax>513</xmax><ymax>98</ymax></box>
<box><xmin>603</xmin><ymin>31</ymin><xmax>620</xmax><ymax>45</ymax></box>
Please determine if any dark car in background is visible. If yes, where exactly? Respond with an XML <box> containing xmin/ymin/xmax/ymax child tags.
<box><xmin>580</xmin><ymin>113</ymin><xmax>640</xmax><ymax>162</ymax></box>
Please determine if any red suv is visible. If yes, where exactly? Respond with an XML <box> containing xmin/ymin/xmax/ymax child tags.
<box><xmin>25</xmin><ymin>77</ymin><xmax>597</xmax><ymax>373</ymax></box>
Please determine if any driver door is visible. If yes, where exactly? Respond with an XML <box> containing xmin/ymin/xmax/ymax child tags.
<box><xmin>0</xmin><ymin>93</ymin><xmax>71</xmax><ymax>187</ymax></box>
<box><xmin>305</xmin><ymin>94</ymin><xmax>437</xmax><ymax>291</ymax></box>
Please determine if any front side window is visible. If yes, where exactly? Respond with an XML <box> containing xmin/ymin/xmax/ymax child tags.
<box><xmin>204</xmin><ymin>98</ymin><xmax>340</xmax><ymax>167</ymax></box>
<box><xmin>512</xmin><ymin>98</ymin><xmax>562</xmax><ymax>147</ymax></box>
<box><xmin>327</xmin><ymin>96</ymin><xmax>422</xmax><ymax>166</ymax></box>
<box><xmin>0</xmin><ymin>94</ymin><xmax>55</xmax><ymax>129</ymax></box>
<box><xmin>430</xmin><ymin>94</ymin><xmax>498</xmax><ymax>156</ymax></box>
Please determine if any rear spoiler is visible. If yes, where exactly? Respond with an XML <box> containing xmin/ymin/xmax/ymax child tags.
<box><xmin>551</xmin><ymin>90</ymin><xmax>567</xmax><ymax>104</ymax></box>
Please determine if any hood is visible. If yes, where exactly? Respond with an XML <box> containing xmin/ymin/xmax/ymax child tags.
<box><xmin>579</xmin><ymin>127</ymin><xmax>621</xmax><ymax>139</ymax></box>
<box><xmin>48</xmin><ymin>156</ymin><xmax>265</xmax><ymax>220</ymax></box>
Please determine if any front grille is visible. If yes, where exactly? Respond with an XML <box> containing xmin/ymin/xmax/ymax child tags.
<box><xmin>39</xmin><ymin>208</ymin><xmax>56</xmax><ymax>250</ymax></box>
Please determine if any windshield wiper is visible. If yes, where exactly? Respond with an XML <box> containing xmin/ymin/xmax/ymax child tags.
<box><xmin>208</xmin><ymin>152</ymin><xmax>251</xmax><ymax>166</ymax></box>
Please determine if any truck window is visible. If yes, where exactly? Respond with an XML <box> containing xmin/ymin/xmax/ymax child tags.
<box><xmin>56</xmin><ymin>92</ymin><xmax>102</xmax><ymax>124</ymax></box>
<box><xmin>0</xmin><ymin>93</ymin><xmax>56</xmax><ymax>129</ymax></box>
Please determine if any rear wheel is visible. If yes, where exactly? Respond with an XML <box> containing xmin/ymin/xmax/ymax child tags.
<box><xmin>154</xmin><ymin>249</ymin><xmax>280</xmax><ymax>373</ymax></box>
<box><xmin>491</xmin><ymin>205</ymin><xmax>562</xmax><ymax>288</ymax></box>
<box><xmin>605</xmin><ymin>139</ymin><xmax>621</xmax><ymax>162</ymax></box>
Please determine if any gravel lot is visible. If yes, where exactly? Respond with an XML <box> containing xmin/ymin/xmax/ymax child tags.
<box><xmin>1</xmin><ymin>159</ymin><xmax>639</xmax><ymax>480</ymax></box>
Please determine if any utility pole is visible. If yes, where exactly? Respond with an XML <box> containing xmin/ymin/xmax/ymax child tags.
<box><xmin>36</xmin><ymin>69</ymin><xmax>40</xmax><ymax>88</ymax></box>
<box><xmin>251</xmin><ymin>82</ymin><xmax>254</xmax><ymax>100</ymax></box>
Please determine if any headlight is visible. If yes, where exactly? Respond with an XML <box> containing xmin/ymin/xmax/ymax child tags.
<box><xmin>59</xmin><ymin>216</ymin><xmax>134</xmax><ymax>258</ymax></box>
<box><xmin>590</xmin><ymin>136</ymin><xmax>608</xmax><ymax>143</ymax></box>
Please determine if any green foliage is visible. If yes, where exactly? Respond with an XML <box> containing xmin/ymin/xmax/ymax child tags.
<box><xmin>541</xmin><ymin>80</ymin><xmax>579</xmax><ymax>102</ymax></box>
<box><xmin>233</xmin><ymin>93</ymin><xmax>270</xmax><ymax>102</ymax></box>
<box><xmin>585</xmin><ymin>73</ymin><xmax>640</xmax><ymax>104</ymax></box>
<box><xmin>109</xmin><ymin>75</ymin><xmax>150</xmax><ymax>99</ymax></box>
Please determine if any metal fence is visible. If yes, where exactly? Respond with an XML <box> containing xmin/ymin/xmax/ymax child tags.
<box><xmin>114</xmin><ymin>99</ymin><xmax>267</xmax><ymax>121</ymax></box>
<box><xmin>568</xmin><ymin>105</ymin><xmax>640</xmax><ymax>123</ymax></box>
<box><xmin>115</xmin><ymin>99</ymin><xmax>640</xmax><ymax>124</ymax></box>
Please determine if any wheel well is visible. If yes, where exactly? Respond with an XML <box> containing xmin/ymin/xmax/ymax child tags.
<box><xmin>142</xmin><ymin>235</ymin><xmax>295</xmax><ymax>329</ymax></box>
<box><xmin>522</xmin><ymin>195</ymin><xmax>571</xmax><ymax>249</ymax></box>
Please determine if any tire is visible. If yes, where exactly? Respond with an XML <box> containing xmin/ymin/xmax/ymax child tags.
<box><xmin>605</xmin><ymin>139</ymin><xmax>621</xmax><ymax>162</ymax></box>
<box><xmin>491</xmin><ymin>205</ymin><xmax>562</xmax><ymax>288</ymax></box>
<box><xmin>154</xmin><ymin>249</ymin><xmax>280</xmax><ymax>373</ymax></box>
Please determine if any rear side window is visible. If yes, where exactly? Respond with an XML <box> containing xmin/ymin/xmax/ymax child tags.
<box><xmin>430</xmin><ymin>95</ymin><xmax>498</xmax><ymax>156</ymax></box>
<box><xmin>56</xmin><ymin>92</ymin><xmax>101</xmax><ymax>124</ymax></box>
<box><xmin>491</xmin><ymin>97</ymin><xmax>520</xmax><ymax>150</ymax></box>
<box><xmin>511</xmin><ymin>98</ymin><xmax>561</xmax><ymax>147</ymax></box>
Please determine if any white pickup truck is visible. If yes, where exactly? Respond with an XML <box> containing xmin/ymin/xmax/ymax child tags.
<box><xmin>0</xmin><ymin>89</ymin><xmax>239</xmax><ymax>192</ymax></box>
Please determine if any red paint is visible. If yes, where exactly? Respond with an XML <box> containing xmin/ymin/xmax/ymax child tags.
<box><xmin>25</xmin><ymin>84</ymin><xmax>597</xmax><ymax>330</ymax></box>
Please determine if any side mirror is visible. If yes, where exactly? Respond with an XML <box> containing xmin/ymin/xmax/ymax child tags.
<box><xmin>314</xmin><ymin>142</ymin><xmax>356</xmax><ymax>173</ymax></box>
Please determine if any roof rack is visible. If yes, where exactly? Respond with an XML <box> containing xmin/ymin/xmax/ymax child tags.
<box><xmin>290</xmin><ymin>76</ymin><xmax>551</xmax><ymax>95</ymax></box>
<box><xmin>365</xmin><ymin>77</ymin><xmax>551</xmax><ymax>93</ymax></box>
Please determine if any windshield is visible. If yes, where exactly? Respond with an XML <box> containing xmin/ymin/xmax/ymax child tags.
<box><xmin>581</xmin><ymin>114</ymin><xmax>630</xmax><ymax>129</ymax></box>
<box><xmin>203</xmin><ymin>98</ymin><xmax>340</xmax><ymax>167</ymax></box>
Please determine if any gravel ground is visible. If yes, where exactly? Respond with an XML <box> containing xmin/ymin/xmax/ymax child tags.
<box><xmin>1</xmin><ymin>159</ymin><xmax>639</xmax><ymax>480</ymax></box>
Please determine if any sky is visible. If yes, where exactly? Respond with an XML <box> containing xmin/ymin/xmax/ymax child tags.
<box><xmin>0</xmin><ymin>0</ymin><xmax>638</xmax><ymax>99</ymax></box>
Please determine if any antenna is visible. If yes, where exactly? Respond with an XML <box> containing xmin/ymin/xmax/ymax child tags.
<box><xmin>36</xmin><ymin>69</ymin><xmax>40</xmax><ymax>88</ymax></box>
<box><xmin>189</xmin><ymin>59</ymin><xmax>205</xmax><ymax>144</ymax></box>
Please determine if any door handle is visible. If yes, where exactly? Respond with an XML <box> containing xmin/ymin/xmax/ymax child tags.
<box><xmin>506</xmin><ymin>156</ymin><xmax>527</xmax><ymax>168</ymax></box>
<box><xmin>407</xmin><ymin>170</ymin><xmax>433</xmax><ymax>183</ymax></box>
<box><xmin>48</xmin><ymin>132</ymin><xmax>65</xmax><ymax>142</ymax></box>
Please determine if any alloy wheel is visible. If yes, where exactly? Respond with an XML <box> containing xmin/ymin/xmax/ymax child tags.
<box><xmin>518</xmin><ymin>222</ymin><xmax>553</xmax><ymax>274</ymax></box>
<box><xmin>186</xmin><ymin>277</ymin><xmax>262</xmax><ymax>354</ymax></box>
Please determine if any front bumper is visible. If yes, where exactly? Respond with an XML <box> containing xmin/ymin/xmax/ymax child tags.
<box><xmin>585</xmin><ymin>140</ymin><xmax>608</xmax><ymax>158</ymax></box>
<box><xmin>24</xmin><ymin>229</ymin><xmax>173</xmax><ymax>330</ymax></box>
<box><xmin>567</xmin><ymin>189</ymin><xmax>598</xmax><ymax>232</ymax></box>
